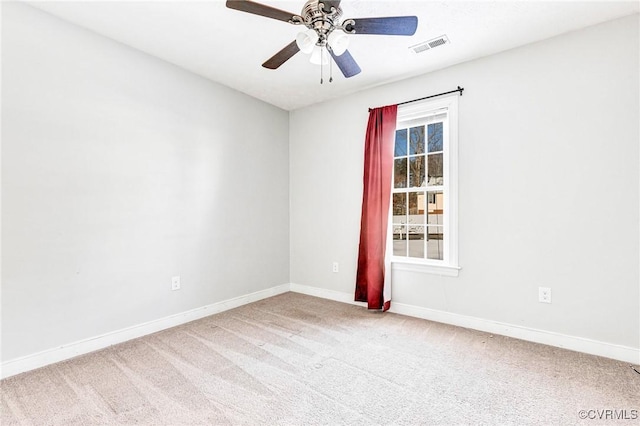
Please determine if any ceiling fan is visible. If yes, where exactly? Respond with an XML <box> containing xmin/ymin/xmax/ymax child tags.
<box><xmin>226</xmin><ymin>0</ymin><xmax>418</xmax><ymax>80</ymax></box>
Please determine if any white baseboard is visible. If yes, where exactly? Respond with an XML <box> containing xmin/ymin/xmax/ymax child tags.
<box><xmin>289</xmin><ymin>283</ymin><xmax>367</xmax><ymax>307</ymax></box>
<box><xmin>289</xmin><ymin>283</ymin><xmax>640</xmax><ymax>365</ymax></box>
<box><xmin>3</xmin><ymin>282</ymin><xmax>638</xmax><ymax>379</ymax></box>
<box><xmin>389</xmin><ymin>301</ymin><xmax>640</xmax><ymax>365</ymax></box>
<box><xmin>0</xmin><ymin>284</ymin><xmax>290</xmax><ymax>379</ymax></box>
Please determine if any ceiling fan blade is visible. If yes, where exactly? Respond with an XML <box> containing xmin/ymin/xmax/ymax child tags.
<box><xmin>345</xmin><ymin>16</ymin><xmax>418</xmax><ymax>35</ymax></box>
<box><xmin>226</xmin><ymin>0</ymin><xmax>297</xmax><ymax>23</ymax></box>
<box><xmin>320</xmin><ymin>1</ymin><xmax>341</xmax><ymax>13</ymax></box>
<box><xmin>329</xmin><ymin>49</ymin><xmax>361</xmax><ymax>78</ymax></box>
<box><xmin>262</xmin><ymin>40</ymin><xmax>300</xmax><ymax>69</ymax></box>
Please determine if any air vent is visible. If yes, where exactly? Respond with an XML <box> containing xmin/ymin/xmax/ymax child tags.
<box><xmin>409</xmin><ymin>35</ymin><xmax>450</xmax><ymax>54</ymax></box>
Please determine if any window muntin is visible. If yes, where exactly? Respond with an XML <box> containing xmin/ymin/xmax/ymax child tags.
<box><xmin>392</xmin><ymin>117</ymin><xmax>445</xmax><ymax>261</ymax></box>
<box><xmin>389</xmin><ymin>96</ymin><xmax>458</xmax><ymax>273</ymax></box>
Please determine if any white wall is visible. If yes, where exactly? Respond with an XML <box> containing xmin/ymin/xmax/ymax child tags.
<box><xmin>290</xmin><ymin>15</ymin><xmax>639</xmax><ymax>350</ymax></box>
<box><xmin>2</xmin><ymin>2</ymin><xmax>638</xmax><ymax>368</ymax></box>
<box><xmin>1</xmin><ymin>3</ymin><xmax>289</xmax><ymax>361</ymax></box>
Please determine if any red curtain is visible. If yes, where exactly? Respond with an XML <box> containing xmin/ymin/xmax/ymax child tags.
<box><xmin>355</xmin><ymin>105</ymin><xmax>398</xmax><ymax>311</ymax></box>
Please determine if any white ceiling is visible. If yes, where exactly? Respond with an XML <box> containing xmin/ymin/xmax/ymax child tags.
<box><xmin>27</xmin><ymin>0</ymin><xmax>639</xmax><ymax>111</ymax></box>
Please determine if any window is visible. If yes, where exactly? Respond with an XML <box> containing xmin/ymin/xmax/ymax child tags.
<box><xmin>389</xmin><ymin>95</ymin><xmax>459</xmax><ymax>276</ymax></box>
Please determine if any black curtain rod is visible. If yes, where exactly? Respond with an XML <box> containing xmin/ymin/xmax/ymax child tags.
<box><xmin>368</xmin><ymin>86</ymin><xmax>464</xmax><ymax>112</ymax></box>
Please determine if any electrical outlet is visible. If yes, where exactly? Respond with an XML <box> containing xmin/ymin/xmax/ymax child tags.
<box><xmin>172</xmin><ymin>276</ymin><xmax>181</xmax><ymax>291</ymax></box>
<box><xmin>538</xmin><ymin>287</ymin><xmax>551</xmax><ymax>303</ymax></box>
<box><xmin>332</xmin><ymin>262</ymin><xmax>339</xmax><ymax>273</ymax></box>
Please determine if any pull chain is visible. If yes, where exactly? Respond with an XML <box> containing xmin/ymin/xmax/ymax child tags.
<box><xmin>329</xmin><ymin>48</ymin><xmax>333</xmax><ymax>83</ymax></box>
<box><xmin>320</xmin><ymin>49</ymin><xmax>324</xmax><ymax>84</ymax></box>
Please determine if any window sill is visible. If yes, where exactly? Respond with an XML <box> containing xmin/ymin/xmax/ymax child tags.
<box><xmin>391</xmin><ymin>259</ymin><xmax>460</xmax><ymax>277</ymax></box>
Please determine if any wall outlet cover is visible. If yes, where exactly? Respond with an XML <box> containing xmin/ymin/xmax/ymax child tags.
<box><xmin>172</xmin><ymin>276</ymin><xmax>181</xmax><ymax>291</ymax></box>
<box><xmin>538</xmin><ymin>287</ymin><xmax>551</xmax><ymax>303</ymax></box>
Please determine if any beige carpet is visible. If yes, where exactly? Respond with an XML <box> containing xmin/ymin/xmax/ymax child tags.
<box><xmin>1</xmin><ymin>292</ymin><xmax>639</xmax><ymax>425</ymax></box>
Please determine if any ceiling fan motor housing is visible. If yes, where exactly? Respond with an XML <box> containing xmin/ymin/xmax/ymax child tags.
<box><xmin>301</xmin><ymin>0</ymin><xmax>343</xmax><ymax>45</ymax></box>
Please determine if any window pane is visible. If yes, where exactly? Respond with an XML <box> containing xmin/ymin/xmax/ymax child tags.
<box><xmin>408</xmin><ymin>229</ymin><xmax>425</xmax><ymax>258</ymax></box>
<box><xmin>394</xmin><ymin>129</ymin><xmax>407</xmax><ymax>157</ymax></box>
<box><xmin>409</xmin><ymin>156</ymin><xmax>425</xmax><ymax>187</ymax></box>
<box><xmin>427</xmin><ymin>226</ymin><xmax>444</xmax><ymax>260</ymax></box>
<box><xmin>427</xmin><ymin>153</ymin><xmax>443</xmax><ymax>186</ymax></box>
<box><xmin>393</xmin><ymin>225</ymin><xmax>407</xmax><ymax>257</ymax></box>
<box><xmin>409</xmin><ymin>126</ymin><xmax>425</xmax><ymax>155</ymax></box>
<box><xmin>394</xmin><ymin>158</ymin><xmax>407</xmax><ymax>188</ymax></box>
<box><xmin>427</xmin><ymin>191</ymin><xmax>443</xmax><ymax>225</ymax></box>
<box><xmin>408</xmin><ymin>192</ymin><xmax>426</xmax><ymax>258</ymax></box>
<box><xmin>392</xmin><ymin>193</ymin><xmax>407</xmax><ymax>223</ymax></box>
<box><xmin>408</xmin><ymin>191</ymin><xmax>426</xmax><ymax>216</ymax></box>
<box><xmin>428</xmin><ymin>122</ymin><xmax>443</xmax><ymax>152</ymax></box>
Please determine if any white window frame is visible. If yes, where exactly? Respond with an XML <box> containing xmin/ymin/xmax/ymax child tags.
<box><xmin>389</xmin><ymin>94</ymin><xmax>460</xmax><ymax>277</ymax></box>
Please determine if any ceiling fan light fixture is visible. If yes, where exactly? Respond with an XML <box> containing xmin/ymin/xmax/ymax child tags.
<box><xmin>295</xmin><ymin>29</ymin><xmax>318</xmax><ymax>54</ymax></box>
<box><xmin>309</xmin><ymin>45</ymin><xmax>329</xmax><ymax>65</ymax></box>
<box><xmin>328</xmin><ymin>30</ymin><xmax>349</xmax><ymax>56</ymax></box>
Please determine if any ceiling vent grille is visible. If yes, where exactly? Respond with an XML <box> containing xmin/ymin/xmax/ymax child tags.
<box><xmin>409</xmin><ymin>35</ymin><xmax>450</xmax><ymax>54</ymax></box>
